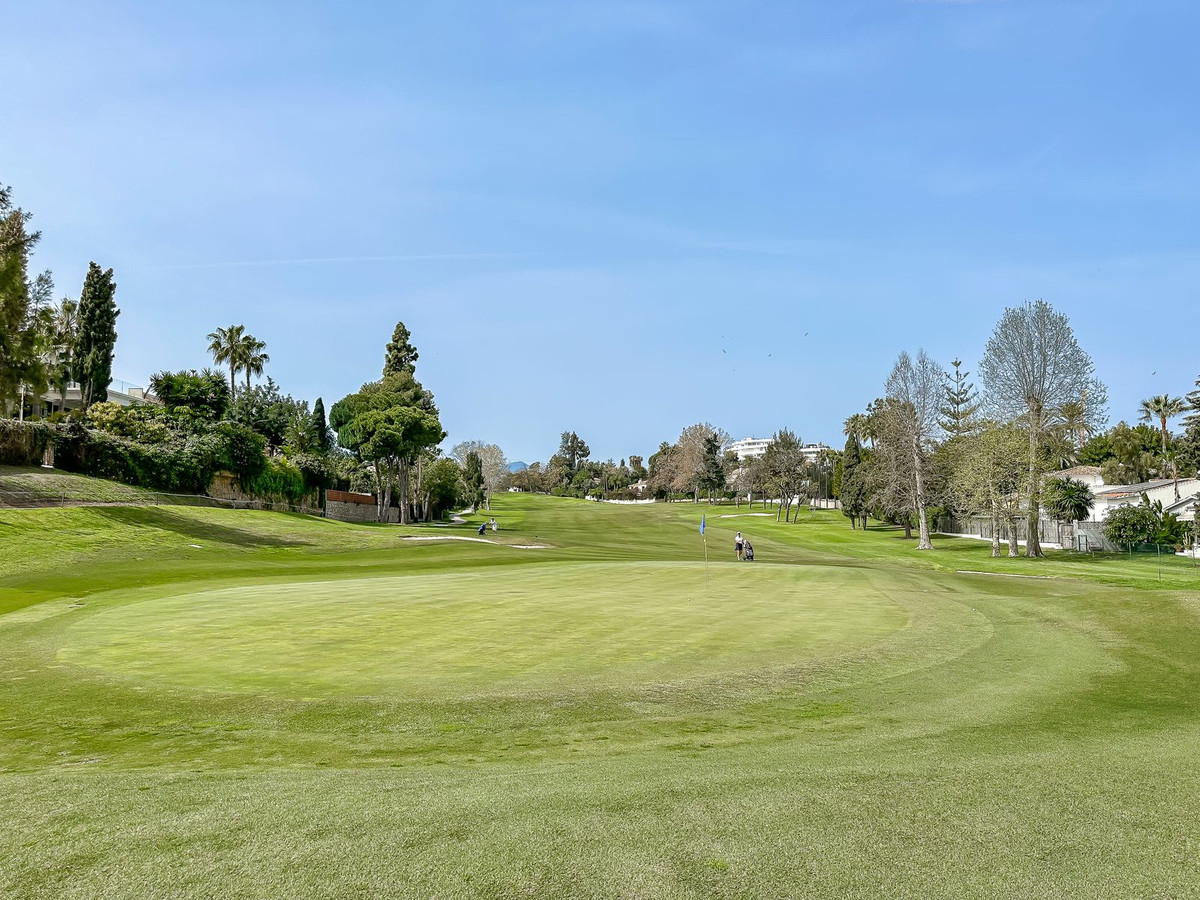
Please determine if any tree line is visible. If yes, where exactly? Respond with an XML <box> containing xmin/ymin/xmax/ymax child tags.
<box><xmin>833</xmin><ymin>299</ymin><xmax>1200</xmax><ymax>557</ymax></box>
<box><xmin>509</xmin><ymin>422</ymin><xmax>836</xmax><ymax>521</ymax></box>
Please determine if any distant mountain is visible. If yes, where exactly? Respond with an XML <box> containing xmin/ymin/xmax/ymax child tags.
<box><xmin>507</xmin><ymin>461</ymin><xmax>529</xmax><ymax>473</ymax></box>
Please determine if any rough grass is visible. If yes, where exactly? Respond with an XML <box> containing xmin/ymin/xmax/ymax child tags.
<box><xmin>1</xmin><ymin>495</ymin><xmax>1199</xmax><ymax>898</ymax></box>
<box><xmin>0</xmin><ymin>465</ymin><xmax>164</xmax><ymax>503</ymax></box>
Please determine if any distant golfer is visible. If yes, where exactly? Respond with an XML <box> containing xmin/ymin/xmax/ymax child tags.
<box><xmin>735</xmin><ymin>531</ymin><xmax>744</xmax><ymax>561</ymax></box>
<box><xmin>490</xmin><ymin>517</ymin><xmax>498</xmax><ymax>533</ymax></box>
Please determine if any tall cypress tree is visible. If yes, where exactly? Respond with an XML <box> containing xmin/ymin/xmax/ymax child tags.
<box><xmin>309</xmin><ymin>397</ymin><xmax>330</xmax><ymax>452</ymax></box>
<box><xmin>75</xmin><ymin>262</ymin><xmax>119</xmax><ymax>409</ymax></box>
<box><xmin>0</xmin><ymin>188</ymin><xmax>52</xmax><ymax>409</ymax></box>
<box><xmin>839</xmin><ymin>435</ymin><xmax>868</xmax><ymax>529</ymax></box>
<box><xmin>939</xmin><ymin>358</ymin><xmax>980</xmax><ymax>437</ymax></box>
<box><xmin>383</xmin><ymin>321</ymin><xmax>418</xmax><ymax>376</ymax></box>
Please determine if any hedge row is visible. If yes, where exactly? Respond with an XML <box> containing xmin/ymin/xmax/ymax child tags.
<box><xmin>52</xmin><ymin>422</ymin><xmax>268</xmax><ymax>495</ymax></box>
<box><xmin>0</xmin><ymin>419</ymin><xmax>54</xmax><ymax>467</ymax></box>
<box><xmin>4</xmin><ymin>418</ymin><xmax>331</xmax><ymax>502</ymax></box>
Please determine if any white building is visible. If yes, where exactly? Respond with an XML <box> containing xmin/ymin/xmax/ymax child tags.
<box><xmin>730</xmin><ymin>437</ymin><xmax>772</xmax><ymax>461</ymax></box>
<box><xmin>801</xmin><ymin>442</ymin><xmax>831</xmax><ymax>464</ymax></box>
<box><xmin>730</xmin><ymin>437</ymin><xmax>831</xmax><ymax>464</ymax></box>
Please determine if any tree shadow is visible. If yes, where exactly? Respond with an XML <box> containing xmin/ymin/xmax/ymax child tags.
<box><xmin>88</xmin><ymin>507</ymin><xmax>314</xmax><ymax>549</ymax></box>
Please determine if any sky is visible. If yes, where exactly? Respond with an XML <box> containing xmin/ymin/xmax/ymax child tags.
<box><xmin>4</xmin><ymin>1</ymin><xmax>1199</xmax><ymax>464</ymax></box>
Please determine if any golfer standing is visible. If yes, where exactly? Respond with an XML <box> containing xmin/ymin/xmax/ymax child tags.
<box><xmin>735</xmin><ymin>531</ymin><xmax>744</xmax><ymax>561</ymax></box>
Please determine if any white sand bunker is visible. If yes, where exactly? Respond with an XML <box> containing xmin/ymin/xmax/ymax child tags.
<box><xmin>956</xmin><ymin>570</ymin><xmax>1056</xmax><ymax>579</ymax></box>
<box><xmin>718</xmin><ymin>513</ymin><xmax>774</xmax><ymax>519</ymax></box>
<box><xmin>403</xmin><ymin>536</ymin><xmax>549</xmax><ymax>550</ymax></box>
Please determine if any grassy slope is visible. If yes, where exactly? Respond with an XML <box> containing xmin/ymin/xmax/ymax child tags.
<box><xmin>0</xmin><ymin>496</ymin><xmax>1198</xmax><ymax>898</ymax></box>
<box><xmin>0</xmin><ymin>465</ymin><xmax>165</xmax><ymax>503</ymax></box>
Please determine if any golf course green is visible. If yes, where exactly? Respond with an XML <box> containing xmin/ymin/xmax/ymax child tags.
<box><xmin>1</xmin><ymin>493</ymin><xmax>1198</xmax><ymax>898</ymax></box>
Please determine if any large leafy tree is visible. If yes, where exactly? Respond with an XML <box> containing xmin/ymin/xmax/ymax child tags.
<box><xmin>231</xmin><ymin>378</ymin><xmax>308</xmax><ymax>452</ymax></box>
<box><xmin>557</xmin><ymin>431</ymin><xmax>591</xmax><ymax>476</ymax></box>
<box><xmin>669</xmin><ymin>422</ymin><xmax>728</xmax><ymax>502</ymax></box>
<box><xmin>206</xmin><ymin>324</ymin><xmax>245</xmax><ymax>399</ymax></box>
<box><xmin>978</xmin><ymin>300</ymin><xmax>1106</xmax><ymax>558</ymax></box>
<box><xmin>947</xmin><ymin>423</ymin><xmax>1028</xmax><ymax>557</ymax></box>
<box><xmin>329</xmin><ymin>371</ymin><xmax>443</xmax><ymax>523</ymax></box>
<box><xmin>763</xmin><ymin>428</ymin><xmax>808</xmax><ymax>521</ymax></box>
<box><xmin>420</xmin><ymin>457</ymin><xmax>462</xmax><ymax>520</ymax></box>
<box><xmin>75</xmin><ymin>262</ymin><xmax>119</xmax><ymax>409</ymax></box>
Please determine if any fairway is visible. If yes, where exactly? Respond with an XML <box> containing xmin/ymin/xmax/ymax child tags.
<box><xmin>2</xmin><ymin>494</ymin><xmax>1200</xmax><ymax>899</ymax></box>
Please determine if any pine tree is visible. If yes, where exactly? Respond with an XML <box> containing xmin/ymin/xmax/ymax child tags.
<box><xmin>1184</xmin><ymin>374</ymin><xmax>1200</xmax><ymax>431</ymax></box>
<box><xmin>939</xmin><ymin>358</ymin><xmax>980</xmax><ymax>437</ymax></box>
<box><xmin>383</xmin><ymin>321</ymin><xmax>418</xmax><ymax>376</ymax></box>
<box><xmin>75</xmin><ymin>262</ymin><xmax>119</xmax><ymax>409</ymax></box>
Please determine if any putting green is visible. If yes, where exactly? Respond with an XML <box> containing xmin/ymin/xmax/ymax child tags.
<box><xmin>57</xmin><ymin>562</ymin><xmax>907</xmax><ymax>699</ymax></box>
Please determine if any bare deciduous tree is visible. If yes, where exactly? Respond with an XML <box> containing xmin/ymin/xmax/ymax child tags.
<box><xmin>978</xmin><ymin>301</ymin><xmax>1106</xmax><ymax>558</ymax></box>
<box><xmin>671</xmin><ymin>423</ymin><xmax>729</xmax><ymax>502</ymax></box>
<box><xmin>881</xmin><ymin>349</ymin><xmax>944</xmax><ymax>550</ymax></box>
<box><xmin>451</xmin><ymin>440</ymin><xmax>508</xmax><ymax>510</ymax></box>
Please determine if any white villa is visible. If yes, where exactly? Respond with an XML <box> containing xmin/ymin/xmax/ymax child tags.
<box><xmin>1048</xmin><ymin>465</ymin><xmax>1200</xmax><ymax>524</ymax></box>
<box><xmin>18</xmin><ymin>378</ymin><xmax>153</xmax><ymax>420</ymax></box>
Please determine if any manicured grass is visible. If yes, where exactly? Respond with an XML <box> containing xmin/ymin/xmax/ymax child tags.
<box><xmin>1</xmin><ymin>494</ymin><xmax>1199</xmax><ymax>898</ymax></box>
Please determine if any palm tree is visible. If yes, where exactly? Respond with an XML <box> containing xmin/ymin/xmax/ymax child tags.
<box><xmin>50</xmin><ymin>298</ymin><xmax>79</xmax><ymax>407</ymax></box>
<box><xmin>207</xmin><ymin>324</ymin><xmax>245</xmax><ymax>399</ymax></box>
<box><xmin>1055</xmin><ymin>399</ymin><xmax>1092</xmax><ymax>450</ymax></box>
<box><xmin>1043</xmin><ymin>476</ymin><xmax>1094</xmax><ymax>525</ymax></box>
<box><xmin>238</xmin><ymin>334</ymin><xmax>269</xmax><ymax>392</ymax></box>
<box><xmin>1138</xmin><ymin>394</ymin><xmax>1185</xmax><ymax>456</ymax></box>
<box><xmin>842</xmin><ymin>413</ymin><xmax>867</xmax><ymax>442</ymax></box>
<box><xmin>1140</xmin><ymin>394</ymin><xmax>1187</xmax><ymax>500</ymax></box>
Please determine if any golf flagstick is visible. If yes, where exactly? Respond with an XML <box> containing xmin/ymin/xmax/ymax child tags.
<box><xmin>700</xmin><ymin>514</ymin><xmax>708</xmax><ymax>590</ymax></box>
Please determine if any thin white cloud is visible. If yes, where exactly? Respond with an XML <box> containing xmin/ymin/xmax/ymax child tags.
<box><xmin>137</xmin><ymin>252</ymin><xmax>529</xmax><ymax>272</ymax></box>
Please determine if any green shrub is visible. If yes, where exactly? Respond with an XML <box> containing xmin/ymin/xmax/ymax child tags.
<box><xmin>0</xmin><ymin>419</ymin><xmax>53</xmax><ymax>466</ymax></box>
<box><xmin>245</xmin><ymin>457</ymin><xmax>308</xmax><ymax>503</ymax></box>
<box><xmin>1103</xmin><ymin>503</ymin><xmax>1159</xmax><ymax>547</ymax></box>
<box><xmin>288</xmin><ymin>452</ymin><xmax>333</xmax><ymax>491</ymax></box>
<box><xmin>214</xmin><ymin>422</ymin><xmax>267</xmax><ymax>483</ymax></box>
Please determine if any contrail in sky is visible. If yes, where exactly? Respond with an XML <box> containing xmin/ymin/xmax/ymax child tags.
<box><xmin>139</xmin><ymin>252</ymin><xmax>527</xmax><ymax>271</ymax></box>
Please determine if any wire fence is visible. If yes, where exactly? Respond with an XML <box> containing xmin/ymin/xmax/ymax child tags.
<box><xmin>0</xmin><ymin>489</ymin><xmax>324</xmax><ymax>518</ymax></box>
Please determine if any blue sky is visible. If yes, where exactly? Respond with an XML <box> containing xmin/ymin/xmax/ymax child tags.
<box><xmin>5</xmin><ymin>1</ymin><xmax>1198</xmax><ymax>463</ymax></box>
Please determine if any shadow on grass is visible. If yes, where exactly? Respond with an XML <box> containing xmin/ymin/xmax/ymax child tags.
<box><xmin>89</xmin><ymin>507</ymin><xmax>312</xmax><ymax>549</ymax></box>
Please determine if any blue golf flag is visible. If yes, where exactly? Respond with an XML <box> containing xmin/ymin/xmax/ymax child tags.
<box><xmin>699</xmin><ymin>514</ymin><xmax>705</xmax><ymax>535</ymax></box>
